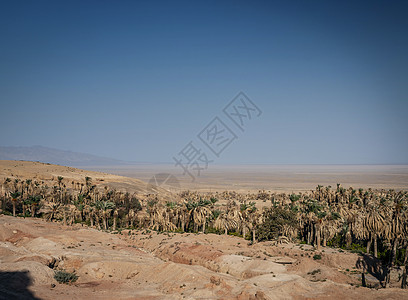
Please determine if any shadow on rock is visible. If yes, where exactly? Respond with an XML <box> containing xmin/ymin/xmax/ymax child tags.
<box><xmin>356</xmin><ymin>254</ymin><xmax>385</xmax><ymax>282</ymax></box>
<box><xmin>0</xmin><ymin>271</ymin><xmax>41</xmax><ymax>300</ymax></box>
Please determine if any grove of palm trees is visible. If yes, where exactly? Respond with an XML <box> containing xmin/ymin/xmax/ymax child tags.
<box><xmin>1</xmin><ymin>174</ymin><xmax>407</xmax><ymax>289</ymax></box>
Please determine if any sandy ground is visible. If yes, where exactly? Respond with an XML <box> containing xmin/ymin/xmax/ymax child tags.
<box><xmin>83</xmin><ymin>164</ymin><xmax>408</xmax><ymax>193</ymax></box>
<box><xmin>1</xmin><ymin>161</ymin><xmax>408</xmax><ymax>299</ymax></box>
<box><xmin>1</xmin><ymin>215</ymin><xmax>407</xmax><ymax>300</ymax></box>
<box><xmin>2</xmin><ymin>161</ymin><xmax>407</xmax><ymax>194</ymax></box>
<box><xmin>0</xmin><ymin>160</ymin><xmax>171</xmax><ymax>197</ymax></box>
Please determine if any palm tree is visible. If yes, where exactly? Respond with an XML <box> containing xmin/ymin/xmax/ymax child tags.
<box><xmin>61</xmin><ymin>205</ymin><xmax>68</xmax><ymax>226</ymax></box>
<box><xmin>7</xmin><ymin>176</ymin><xmax>408</xmax><ymax>289</ymax></box>
<box><xmin>239</xmin><ymin>205</ymin><xmax>250</xmax><ymax>238</ymax></box>
<box><xmin>29</xmin><ymin>195</ymin><xmax>41</xmax><ymax>217</ymax></box>
<box><xmin>3</xmin><ymin>178</ymin><xmax>11</xmax><ymax>196</ymax></box>
<box><xmin>321</xmin><ymin>211</ymin><xmax>342</xmax><ymax>247</ymax></box>
<box><xmin>247</xmin><ymin>209</ymin><xmax>261</xmax><ymax>244</ymax></box>
<box><xmin>84</xmin><ymin>205</ymin><xmax>95</xmax><ymax>227</ymax></box>
<box><xmin>40</xmin><ymin>203</ymin><xmax>62</xmax><ymax>221</ymax></box>
<box><xmin>112</xmin><ymin>209</ymin><xmax>118</xmax><ymax>230</ymax></box>
<box><xmin>95</xmin><ymin>200</ymin><xmax>115</xmax><ymax>230</ymax></box>
<box><xmin>25</xmin><ymin>179</ymin><xmax>32</xmax><ymax>196</ymax></box>
<box><xmin>57</xmin><ymin>176</ymin><xmax>64</xmax><ymax>189</ymax></box>
<box><xmin>364</xmin><ymin>204</ymin><xmax>385</xmax><ymax>257</ymax></box>
<box><xmin>10</xmin><ymin>191</ymin><xmax>21</xmax><ymax>217</ymax></box>
<box><xmin>85</xmin><ymin>177</ymin><xmax>92</xmax><ymax>193</ymax></box>
<box><xmin>384</xmin><ymin>191</ymin><xmax>407</xmax><ymax>288</ymax></box>
<box><xmin>187</xmin><ymin>199</ymin><xmax>212</xmax><ymax>233</ymax></box>
<box><xmin>177</xmin><ymin>205</ymin><xmax>189</xmax><ymax>232</ymax></box>
<box><xmin>401</xmin><ymin>209</ymin><xmax>408</xmax><ymax>289</ymax></box>
<box><xmin>13</xmin><ymin>179</ymin><xmax>20</xmax><ymax>192</ymax></box>
<box><xmin>214</xmin><ymin>211</ymin><xmax>237</xmax><ymax>235</ymax></box>
<box><xmin>1</xmin><ymin>178</ymin><xmax>11</xmax><ymax>210</ymax></box>
<box><xmin>240</xmin><ymin>201</ymin><xmax>257</xmax><ymax>239</ymax></box>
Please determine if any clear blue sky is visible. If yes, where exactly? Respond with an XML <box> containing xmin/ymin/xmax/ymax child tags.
<box><xmin>1</xmin><ymin>0</ymin><xmax>407</xmax><ymax>164</ymax></box>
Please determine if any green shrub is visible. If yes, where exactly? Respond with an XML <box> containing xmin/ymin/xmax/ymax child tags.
<box><xmin>206</xmin><ymin>227</ymin><xmax>223</xmax><ymax>235</ymax></box>
<box><xmin>349</xmin><ymin>243</ymin><xmax>366</xmax><ymax>255</ymax></box>
<box><xmin>256</xmin><ymin>208</ymin><xmax>296</xmax><ymax>242</ymax></box>
<box><xmin>54</xmin><ymin>270</ymin><xmax>78</xmax><ymax>284</ymax></box>
<box><xmin>307</xmin><ymin>269</ymin><xmax>321</xmax><ymax>275</ymax></box>
<box><xmin>228</xmin><ymin>231</ymin><xmax>242</xmax><ymax>238</ymax></box>
<box><xmin>313</xmin><ymin>254</ymin><xmax>322</xmax><ymax>260</ymax></box>
<box><xmin>327</xmin><ymin>234</ymin><xmax>343</xmax><ymax>248</ymax></box>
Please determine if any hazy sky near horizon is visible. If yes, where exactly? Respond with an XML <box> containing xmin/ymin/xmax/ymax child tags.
<box><xmin>1</xmin><ymin>1</ymin><xmax>407</xmax><ymax>164</ymax></box>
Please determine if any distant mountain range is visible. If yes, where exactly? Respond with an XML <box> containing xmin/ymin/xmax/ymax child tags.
<box><xmin>0</xmin><ymin>146</ymin><xmax>129</xmax><ymax>166</ymax></box>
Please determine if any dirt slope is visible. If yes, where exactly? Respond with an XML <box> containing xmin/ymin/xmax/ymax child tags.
<box><xmin>0</xmin><ymin>160</ymin><xmax>168</xmax><ymax>196</ymax></box>
<box><xmin>1</xmin><ymin>215</ymin><xmax>407</xmax><ymax>300</ymax></box>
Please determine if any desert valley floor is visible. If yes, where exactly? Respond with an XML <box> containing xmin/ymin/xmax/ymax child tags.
<box><xmin>0</xmin><ymin>161</ymin><xmax>407</xmax><ymax>299</ymax></box>
<box><xmin>85</xmin><ymin>164</ymin><xmax>408</xmax><ymax>193</ymax></box>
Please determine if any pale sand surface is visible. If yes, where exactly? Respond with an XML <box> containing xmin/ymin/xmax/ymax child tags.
<box><xmin>83</xmin><ymin>164</ymin><xmax>408</xmax><ymax>193</ymax></box>
<box><xmin>1</xmin><ymin>161</ymin><xmax>408</xmax><ymax>299</ymax></box>
<box><xmin>1</xmin><ymin>214</ymin><xmax>408</xmax><ymax>299</ymax></box>
<box><xmin>0</xmin><ymin>160</ymin><xmax>173</xmax><ymax>198</ymax></box>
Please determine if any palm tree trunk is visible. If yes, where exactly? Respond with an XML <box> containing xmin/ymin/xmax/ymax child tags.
<box><xmin>385</xmin><ymin>237</ymin><xmax>398</xmax><ymax>288</ymax></box>
<box><xmin>63</xmin><ymin>209</ymin><xmax>67</xmax><ymax>226</ymax></box>
<box><xmin>346</xmin><ymin>228</ymin><xmax>352</xmax><ymax>248</ymax></box>
<box><xmin>366</xmin><ymin>235</ymin><xmax>372</xmax><ymax>254</ymax></box>
<box><xmin>374</xmin><ymin>234</ymin><xmax>378</xmax><ymax>258</ymax></box>
<box><xmin>316</xmin><ymin>228</ymin><xmax>321</xmax><ymax>250</ymax></box>
<box><xmin>103</xmin><ymin>217</ymin><xmax>107</xmax><ymax>230</ymax></box>
<box><xmin>12</xmin><ymin>202</ymin><xmax>16</xmax><ymax>217</ymax></box>
<box><xmin>402</xmin><ymin>245</ymin><xmax>408</xmax><ymax>289</ymax></box>
<box><xmin>252</xmin><ymin>229</ymin><xmax>256</xmax><ymax>244</ymax></box>
<box><xmin>402</xmin><ymin>269</ymin><xmax>407</xmax><ymax>289</ymax></box>
<box><xmin>94</xmin><ymin>214</ymin><xmax>100</xmax><ymax>229</ymax></box>
<box><xmin>310</xmin><ymin>225</ymin><xmax>314</xmax><ymax>245</ymax></box>
<box><xmin>362</xmin><ymin>272</ymin><xmax>367</xmax><ymax>287</ymax></box>
<box><xmin>202</xmin><ymin>220</ymin><xmax>206</xmax><ymax>233</ymax></box>
<box><xmin>113</xmin><ymin>217</ymin><xmax>117</xmax><ymax>231</ymax></box>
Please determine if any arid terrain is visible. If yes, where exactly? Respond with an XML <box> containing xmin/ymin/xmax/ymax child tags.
<box><xmin>0</xmin><ymin>160</ymin><xmax>174</xmax><ymax>200</ymax></box>
<box><xmin>2</xmin><ymin>0</ymin><xmax>407</xmax><ymax>298</ymax></box>
<box><xmin>1</xmin><ymin>214</ymin><xmax>407</xmax><ymax>300</ymax></box>
<box><xmin>1</xmin><ymin>160</ymin><xmax>408</xmax><ymax>299</ymax></box>
<box><xmin>85</xmin><ymin>164</ymin><xmax>408</xmax><ymax>193</ymax></box>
